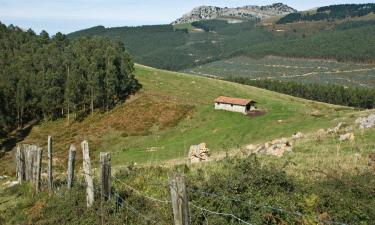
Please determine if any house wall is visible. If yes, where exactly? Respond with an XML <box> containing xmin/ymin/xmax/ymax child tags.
<box><xmin>215</xmin><ymin>103</ymin><xmax>247</xmax><ymax>114</ymax></box>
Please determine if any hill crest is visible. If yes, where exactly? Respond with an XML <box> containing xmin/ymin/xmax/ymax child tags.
<box><xmin>172</xmin><ymin>3</ymin><xmax>296</xmax><ymax>24</ymax></box>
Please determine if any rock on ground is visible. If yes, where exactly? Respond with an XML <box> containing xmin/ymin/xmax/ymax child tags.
<box><xmin>316</xmin><ymin>129</ymin><xmax>327</xmax><ymax>139</ymax></box>
<box><xmin>339</xmin><ymin>133</ymin><xmax>355</xmax><ymax>142</ymax></box>
<box><xmin>247</xmin><ymin>138</ymin><xmax>292</xmax><ymax>157</ymax></box>
<box><xmin>356</xmin><ymin>114</ymin><xmax>375</xmax><ymax>129</ymax></box>
<box><xmin>292</xmin><ymin>132</ymin><xmax>304</xmax><ymax>140</ymax></box>
<box><xmin>327</xmin><ymin>122</ymin><xmax>344</xmax><ymax>134</ymax></box>
<box><xmin>188</xmin><ymin>143</ymin><xmax>210</xmax><ymax>163</ymax></box>
<box><xmin>4</xmin><ymin>180</ymin><xmax>19</xmax><ymax>188</ymax></box>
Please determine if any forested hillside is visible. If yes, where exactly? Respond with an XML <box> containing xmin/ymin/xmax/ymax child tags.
<box><xmin>68</xmin><ymin>21</ymin><xmax>274</xmax><ymax>70</ymax></box>
<box><xmin>69</xmin><ymin>8</ymin><xmax>375</xmax><ymax>71</ymax></box>
<box><xmin>0</xmin><ymin>22</ymin><xmax>140</xmax><ymax>136</ymax></box>
<box><xmin>278</xmin><ymin>3</ymin><xmax>375</xmax><ymax>24</ymax></box>
<box><xmin>228</xmin><ymin>77</ymin><xmax>375</xmax><ymax>109</ymax></box>
<box><xmin>237</xmin><ymin>23</ymin><xmax>375</xmax><ymax>62</ymax></box>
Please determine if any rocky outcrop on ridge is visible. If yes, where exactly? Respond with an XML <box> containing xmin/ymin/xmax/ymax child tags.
<box><xmin>172</xmin><ymin>3</ymin><xmax>296</xmax><ymax>24</ymax></box>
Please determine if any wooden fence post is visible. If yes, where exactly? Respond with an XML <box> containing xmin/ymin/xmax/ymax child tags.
<box><xmin>47</xmin><ymin>136</ymin><xmax>53</xmax><ymax>192</ymax></box>
<box><xmin>33</xmin><ymin>147</ymin><xmax>43</xmax><ymax>192</ymax></box>
<box><xmin>81</xmin><ymin>140</ymin><xmax>94</xmax><ymax>207</ymax></box>
<box><xmin>16</xmin><ymin>145</ymin><xmax>25</xmax><ymax>183</ymax></box>
<box><xmin>24</xmin><ymin>146</ymin><xmax>34</xmax><ymax>181</ymax></box>
<box><xmin>67</xmin><ymin>144</ymin><xmax>76</xmax><ymax>190</ymax></box>
<box><xmin>169</xmin><ymin>173</ymin><xmax>190</xmax><ymax>225</ymax></box>
<box><xmin>100</xmin><ymin>152</ymin><xmax>111</xmax><ymax>201</ymax></box>
<box><xmin>100</xmin><ymin>152</ymin><xmax>111</xmax><ymax>225</ymax></box>
<box><xmin>15</xmin><ymin>144</ymin><xmax>42</xmax><ymax>192</ymax></box>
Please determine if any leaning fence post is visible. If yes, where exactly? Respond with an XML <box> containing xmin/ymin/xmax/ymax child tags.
<box><xmin>100</xmin><ymin>152</ymin><xmax>111</xmax><ymax>201</ymax></box>
<box><xmin>82</xmin><ymin>140</ymin><xmax>94</xmax><ymax>207</ymax></box>
<box><xmin>169</xmin><ymin>173</ymin><xmax>190</xmax><ymax>225</ymax></box>
<box><xmin>47</xmin><ymin>136</ymin><xmax>53</xmax><ymax>192</ymax></box>
<box><xmin>67</xmin><ymin>144</ymin><xmax>76</xmax><ymax>190</ymax></box>
<box><xmin>16</xmin><ymin>145</ymin><xmax>25</xmax><ymax>183</ymax></box>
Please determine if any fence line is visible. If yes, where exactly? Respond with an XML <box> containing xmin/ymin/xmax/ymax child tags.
<box><xmin>12</xmin><ymin>138</ymin><xmax>351</xmax><ymax>225</ymax></box>
<box><xmin>112</xmin><ymin>175</ymin><xmax>171</xmax><ymax>204</ymax></box>
<box><xmin>88</xmin><ymin>180</ymin><xmax>162</xmax><ymax>225</ymax></box>
<box><xmin>188</xmin><ymin>188</ymin><xmax>348</xmax><ymax>225</ymax></box>
<box><xmin>189</xmin><ymin>202</ymin><xmax>254</xmax><ymax>225</ymax></box>
<box><xmin>112</xmin><ymin>191</ymin><xmax>162</xmax><ymax>225</ymax></box>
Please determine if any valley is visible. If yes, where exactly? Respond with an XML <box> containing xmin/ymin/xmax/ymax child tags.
<box><xmin>1</xmin><ymin>2</ymin><xmax>375</xmax><ymax>225</ymax></box>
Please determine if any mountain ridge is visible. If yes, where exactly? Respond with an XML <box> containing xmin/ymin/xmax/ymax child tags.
<box><xmin>172</xmin><ymin>3</ymin><xmax>297</xmax><ymax>24</ymax></box>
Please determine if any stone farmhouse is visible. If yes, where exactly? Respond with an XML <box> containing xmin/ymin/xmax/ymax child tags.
<box><xmin>214</xmin><ymin>96</ymin><xmax>257</xmax><ymax>114</ymax></box>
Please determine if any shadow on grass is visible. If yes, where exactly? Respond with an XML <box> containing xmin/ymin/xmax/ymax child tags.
<box><xmin>0</xmin><ymin>120</ymin><xmax>38</xmax><ymax>158</ymax></box>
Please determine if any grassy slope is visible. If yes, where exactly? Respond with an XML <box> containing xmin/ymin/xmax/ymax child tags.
<box><xmin>1</xmin><ymin>65</ymin><xmax>375</xmax><ymax>225</ymax></box>
<box><xmin>0</xmin><ymin>64</ymin><xmax>354</xmax><ymax>174</ymax></box>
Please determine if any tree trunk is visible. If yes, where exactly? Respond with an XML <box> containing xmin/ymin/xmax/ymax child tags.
<box><xmin>90</xmin><ymin>87</ymin><xmax>94</xmax><ymax>115</ymax></box>
<box><xmin>66</xmin><ymin>65</ymin><xmax>70</xmax><ymax>124</ymax></box>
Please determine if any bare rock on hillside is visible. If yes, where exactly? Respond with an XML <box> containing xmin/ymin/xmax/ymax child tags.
<box><xmin>316</xmin><ymin>129</ymin><xmax>327</xmax><ymax>140</ymax></box>
<box><xmin>327</xmin><ymin>122</ymin><xmax>344</xmax><ymax>134</ymax></box>
<box><xmin>292</xmin><ymin>132</ymin><xmax>304</xmax><ymax>140</ymax></box>
<box><xmin>248</xmin><ymin>138</ymin><xmax>292</xmax><ymax>157</ymax></box>
<box><xmin>339</xmin><ymin>133</ymin><xmax>355</xmax><ymax>142</ymax></box>
<box><xmin>245</xmin><ymin>144</ymin><xmax>257</xmax><ymax>152</ymax></box>
<box><xmin>188</xmin><ymin>143</ymin><xmax>210</xmax><ymax>163</ymax></box>
<box><xmin>356</xmin><ymin>114</ymin><xmax>375</xmax><ymax>129</ymax></box>
<box><xmin>172</xmin><ymin>3</ymin><xmax>296</xmax><ymax>24</ymax></box>
<box><xmin>261</xmin><ymin>138</ymin><xmax>293</xmax><ymax>157</ymax></box>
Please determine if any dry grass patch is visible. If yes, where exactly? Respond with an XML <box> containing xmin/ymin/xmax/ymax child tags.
<box><xmin>10</xmin><ymin>94</ymin><xmax>193</xmax><ymax>170</ymax></box>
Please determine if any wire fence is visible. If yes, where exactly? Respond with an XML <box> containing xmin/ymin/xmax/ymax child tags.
<box><xmin>187</xmin><ymin>188</ymin><xmax>348</xmax><ymax>225</ymax></box>
<box><xmin>10</xmin><ymin>141</ymin><xmax>351</xmax><ymax>225</ymax></box>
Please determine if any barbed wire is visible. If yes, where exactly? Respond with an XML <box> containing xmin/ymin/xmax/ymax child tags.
<box><xmin>14</xmin><ymin>142</ymin><xmax>351</xmax><ymax>225</ymax></box>
<box><xmin>88</xmin><ymin>181</ymin><xmax>162</xmax><ymax>225</ymax></box>
<box><xmin>189</xmin><ymin>202</ymin><xmax>254</xmax><ymax>225</ymax></box>
<box><xmin>113</xmin><ymin>191</ymin><xmax>162</xmax><ymax>225</ymax></box>
<box><xmin>112</xmin><ymin>175</ymin><xmax>171</xmax><ymax>204</ymax></box>
<box><xmin>188</xmin><ymin>188</ymin><xmax>348</xmax><ymax>225</ymax></box>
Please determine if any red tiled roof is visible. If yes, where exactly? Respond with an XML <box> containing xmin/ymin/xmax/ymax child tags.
<box><xmin>214</xmin><ymin>96</ymin><xmax>255</xmax><ymax>106</ymax></box>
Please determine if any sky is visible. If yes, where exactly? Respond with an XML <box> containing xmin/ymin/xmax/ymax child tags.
<box><xmin>0</xmin><ymin>0</ymin><xmax>374</xmax><ymax>34</ymax></box>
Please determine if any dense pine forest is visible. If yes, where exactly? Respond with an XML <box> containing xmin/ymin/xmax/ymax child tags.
<box><xmin>69</xmin><ymin>18</ymin><xmax>375</xmax><ymax>71</ymax></box>
<box><xmin>278</xmin><ymin>3</ymin><xmax>375</xmax><ymax>24</ymax></box>
<box><xmin>228</xmin><ymin>77</ymin><xmax>375</xmax><ymax>109</ymax></box>
<box><xmin>0</xmin><ymin>22</ymin><xmax>141</xmax><ymax>134</ymax></box>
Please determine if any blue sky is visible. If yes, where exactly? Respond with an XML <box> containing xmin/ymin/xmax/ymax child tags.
<box><xmin>0</xmin><ymin>0</ymin><xmax>374</xmax><ymax>34</ymax></box>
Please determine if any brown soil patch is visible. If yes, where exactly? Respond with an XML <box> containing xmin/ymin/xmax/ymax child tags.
<box><xmin>247</xmin><ymin>109</ymin><xmax>267</xmax><ymax>117</ymax></box>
